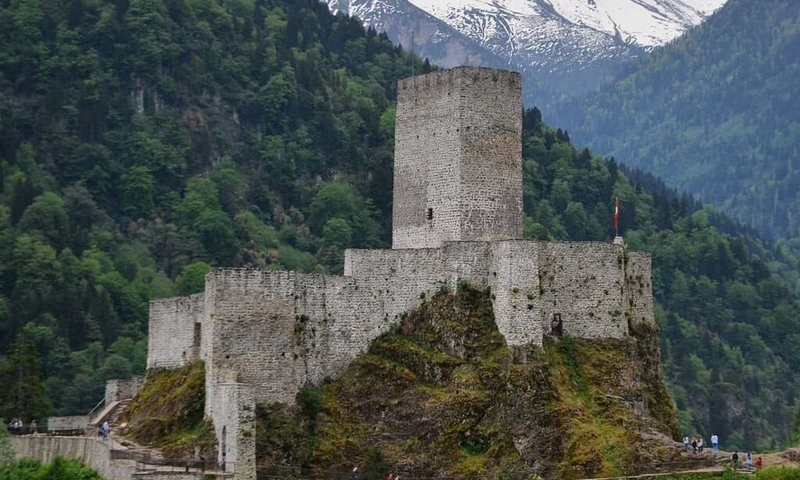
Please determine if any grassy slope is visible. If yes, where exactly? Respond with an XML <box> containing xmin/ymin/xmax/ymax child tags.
<box><xmin>257</xmin><ymin>287</ymin><xmax>685</xmax><ymax>480</ymax></box>
<box><xmin>120</xmin><ymin>361</ymin><xmax>216</xmax><ymax>459</ymax></box>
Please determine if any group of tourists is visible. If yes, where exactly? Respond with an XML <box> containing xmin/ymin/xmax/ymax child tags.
<box><xmin>6</xmin><ymin>418</ymin><xmax>37</xmax><ymax>434</ymax></box>
<box><xmin>731</xmin><ymin>451</ymin><xmax>762</xmax><ymax>471</ymax></box>
<box><xmin>682</xmin><ymin>433</ymin><xmax>765</xmax><ymax>472</ymax></box>
<box><xmin>682</xmin><ymin>433</ymin><xmax>720</xmax><ymax>453</ymax></box>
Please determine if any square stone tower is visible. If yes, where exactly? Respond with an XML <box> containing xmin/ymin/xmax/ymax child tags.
<box><xmin>392</xmin><ymin>67</ymin><xmax>523</xmax><ymax>249</ymax></box>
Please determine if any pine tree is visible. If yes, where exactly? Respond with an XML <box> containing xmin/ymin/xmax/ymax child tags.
<box><xmin>0</xmin><ymin>332</ymin><xmax>51</xmax><ymax>423</ymax></box>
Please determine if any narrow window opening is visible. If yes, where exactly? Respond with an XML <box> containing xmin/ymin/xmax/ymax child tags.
<box><xmin>193</xmin><ymin>322</ymin><xmax>201</xmax><ymax>347</ymax></box>
<box><xmin>426</xmin><ymin>208</ymin><xmax>433</xmax><ymax>221</ymax></box>
<box><xmin>551</xmin><ymin>313</ymin><xmax>563</xmax><ymax>337</ymax></box>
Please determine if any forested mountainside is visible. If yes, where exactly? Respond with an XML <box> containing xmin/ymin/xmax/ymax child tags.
<box><xmin>545</xmin><ymin>0</ymin><xmax>800</xmax><ymax>241</ymax></box>
<box><xmin>0</xmin><ymin>0</ymin><xmax>799</xmax><ymax>453</ymax></box>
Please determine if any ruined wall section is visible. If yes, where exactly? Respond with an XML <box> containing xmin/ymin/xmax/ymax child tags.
<box><xmin>393</xmin><ymin>69</ymin><xmax>463</xmax><ymax>249</ymax></box>
<box><xmin>538</xmin><ymin>242</ymin><xmax>629</xmax><ymax>339</ymax></box>
<box><xmin>458</xmin><ymin>69</ymin><xmax>523</xmax><ymax>242</ymax></box>
<box><xmin>147</xmin><ymin>293</ymin><xmax>205</xmax><ymax>369</ymax></box>
<box><xmin>488</xmin><ymin>241</ymin><xmax>542</xmax><ymax>346</ymax></box>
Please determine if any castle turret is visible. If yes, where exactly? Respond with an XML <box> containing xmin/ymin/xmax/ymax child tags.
<box><xmin>392</xmin><ymin>67</ymin><xmax>523</xmax><ymax>249</ymax></box>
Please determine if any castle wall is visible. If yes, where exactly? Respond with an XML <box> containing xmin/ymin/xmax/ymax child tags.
<box><xmin>538</xmin><ymin>242</ymin><xmax>629</xmax><ymax>339</ymax></box>
<box><xmin>204</xmin><ymin>269</ymin><xmax>299</xmax><ymax>407</ymax></box>
<box><xmin>147</xmin><ymin>294</ymin><xmax>205</xmax><ymax>369</ymax></box>
<box><xmin>14</xmin><ymin>436</ymin><xmax>139</xmax><ymax>480</ymax></box>
<box><xmin>624</xmin><ymin>251</ymin><xmax>656</xmax><ymax>327</ymax></box>
<box><xmin>203</xmin><ymin>245</ymin><xmax>495</xmax><ymax>408</ymax></box>
<box><xmin>139</xmin><ymin>65</ymin><xmax>660</xmax><ymax>480</ymax></box>
<box><xmin>105</xmin><ymin>377</ymin><xmax>144</xmax><ymax>404</ymax></box>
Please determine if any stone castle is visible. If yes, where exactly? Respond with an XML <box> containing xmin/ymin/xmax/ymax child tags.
<box><xmin>146</xmin><ymin>66</ymin><xmax>654</xmax><ymax>479</ymax></box>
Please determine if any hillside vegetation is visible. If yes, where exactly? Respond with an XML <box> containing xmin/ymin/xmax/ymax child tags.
<box><xmin>546</xmin><ymin>0</ymin><xmax>800</xmax><ymax>241</ymax></box>
<box><xmin>0</xmin><ymin>457</ymin><xmax>109</xmax><ymax>480</ymax></box>
<box><xmin>257</xmin><ymin>287</ymin><xmax>682</xmax><ymax>480</ymax></box>
<box><xmin>0</xmin><ymin>0</ymin><xmax>799</xmax><ymax>455</ymax></box>
<box><xmin>120</xmin><ymin>361</ymin><xmax>216</xmax><ymax>459</ymax></box>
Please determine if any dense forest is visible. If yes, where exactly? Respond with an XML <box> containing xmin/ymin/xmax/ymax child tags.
<box><xmin>1</xmin><ymin>0</ymin><xmax>800</xmax><ymax>453</ymax></box>
<box><xmin>545</xmin><ymin>0</ymin><xmax>800</xmax><ymax>242</ymax></box>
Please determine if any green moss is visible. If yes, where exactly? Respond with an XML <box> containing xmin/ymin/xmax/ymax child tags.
<box><xmin>121</xmin><ymin>361</ymin><xmax>216</xmax><ymax>459</ymax></box>
<box><xmin>255</xmin><ymin>288</ymin><xmax>681</xmax><ymax>480</ymax></box>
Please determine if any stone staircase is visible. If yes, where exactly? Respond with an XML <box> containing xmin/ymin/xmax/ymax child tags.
<box><xmin>89</xmin><ymin>399</ymin><xmax>129</xmax><ymax>435</ymax></box>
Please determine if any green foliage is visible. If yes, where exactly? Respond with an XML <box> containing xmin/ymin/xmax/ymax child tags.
<box><xmin>649</xmin><ymin>468</ymin><xmax>800</xmax><ymax>480</ymax></box>
<box><xmin>0</xmin><ymin>0</ymin><xmax>420</xmax><ymax>418</ymax></box>
<box><xmin>549</xmin><ymin>0</ymin><xmax>800</xmax><ymax>240</ymax></box>
<box><xmin>175</xmin><ymin>262</ymin><xmax>212</xmax><ymax>295</ymax></box>
<box><xmin>0</xmin><ymin>331</ymin><xmax>51</xmax><ymax>422</ymax></box>
<box><xmin>361</xmin><ymin>447</ymin><xmax>388</xmax><ymax>480</ymax></box>
<box><xmin>0</xmin><ymin>423</ymin><xmax>13</xmax><ymax>468</ymax></box>
<box><xmin>0</xmin><ymin>457</ymin><xmax>109</xmax><ymax>480</ymax></box>
<box><xmin>518</xmin><ymin>110</ymin><xmax>800</xmax><ymax>452</ymax></box>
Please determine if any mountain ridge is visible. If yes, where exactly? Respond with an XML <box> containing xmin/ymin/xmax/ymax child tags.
<box><xmin>324</xmin><ymin>0</ymin><xmax>729</xmax><ymax>102</ymax></box>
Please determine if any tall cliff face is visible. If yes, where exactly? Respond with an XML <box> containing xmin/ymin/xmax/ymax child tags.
<box><xmin>256</xmin><ymin>287</ymin><xmax>681</xmax><ymax>479</ymax></box>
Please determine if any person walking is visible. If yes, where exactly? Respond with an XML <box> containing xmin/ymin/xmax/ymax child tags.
<box><xmin>745</xmin><ymin>452</ymin><xmax>753</xmax><ymax>472</ymax></box>
<box><xmin>732</xmin><ymin>451</ymin><xmax>739</xmax><ymax>470</ymax></box>
<box><xmin>101</xmin><ymin>420</ymin><xmax>110</xmax><ymax>440</ymax></box>
<box><xmin>711</xmin><ymin>433</ymin><xmax>719</xmax><ymax>452</ymax></box>
<box><xmin>683</xmin><ymin>436</ymin><xmax>689</xmax><ymax>452</ymax></box>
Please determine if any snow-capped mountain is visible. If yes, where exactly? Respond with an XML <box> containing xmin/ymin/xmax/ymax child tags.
<box><xmin>325</xmin><ymin>0</ymin><xmax>729</xmax><ymax>103</ymax></box>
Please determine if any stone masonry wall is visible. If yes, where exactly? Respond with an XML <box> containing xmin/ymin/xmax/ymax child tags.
<box><xmin>537</xmin><ymin>242</ymin><xmax>630</xmax><ymax>339</ymax></box>
<box><xmin>148</xmin><ymin>294</ymin><xmax>205</xmax><ymax>369</ymax></box>
<box><xmin>392</xmin><ymin>67</ymin><xmax>522</xmax><ymax>249</ymax></box>
<box><xmin>393</xmin><ymin>68</ymin><xmax>464</xmax><ymax>249</ymax></box>
<box><xmin>211</xmin><ymin>382</ymin><xmax>255</xmax><ymax>480</ymax></box>
<box><xmin>458</xmin><ymin>68</ymin><xmax>523</xmax><ymax>243</ymax></box>
<box><xmin>191</xmin><ymin>240</ymin><xmax>653</xmax><ymax>413</ymax></box>
<box><xmin>488</xmin><ymin>241</ymin><xmax>542</xmax><ymax>346</ymax></box>
<box><xmin>624</xmin><ymin>251</ymin><xmax>655</xmax><ymax>327</ymax></box>
<box><xmin>105</xmin><ymin>377</ymin><xmax>144</xmax><ymax>404</ymax></box>
<box><xmin>14</xmin><ymin>436</ymin><xmax>139</xmax><ymax>480</ymax></box>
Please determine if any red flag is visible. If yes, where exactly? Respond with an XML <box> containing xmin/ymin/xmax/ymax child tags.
<box><xmin>613</xmin><ymin>197</ymin><xmax>620</xmax><ymax>231</ymax></box>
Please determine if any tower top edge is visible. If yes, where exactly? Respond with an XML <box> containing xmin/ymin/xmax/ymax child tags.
<box><xmin>398</xmin><ymin>66</ymin><xmax>521</xmax><ymax>91</ymax></box>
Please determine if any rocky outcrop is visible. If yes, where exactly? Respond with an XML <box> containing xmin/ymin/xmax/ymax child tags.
<box><xmin>255</xmin><ymin>287</ymin><xmax>683</xmax><ymax>479</ymax></box>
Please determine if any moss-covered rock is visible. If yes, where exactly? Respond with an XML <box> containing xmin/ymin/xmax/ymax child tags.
<box><xmin>256</xmin><ymin>288</ymin><xmax>682</xmax><ymax>479</ymax></box>
<box><xmin>120</xmin><ymin>361</ymin><xmax>217</xmax><ymax>460</ymax></box>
